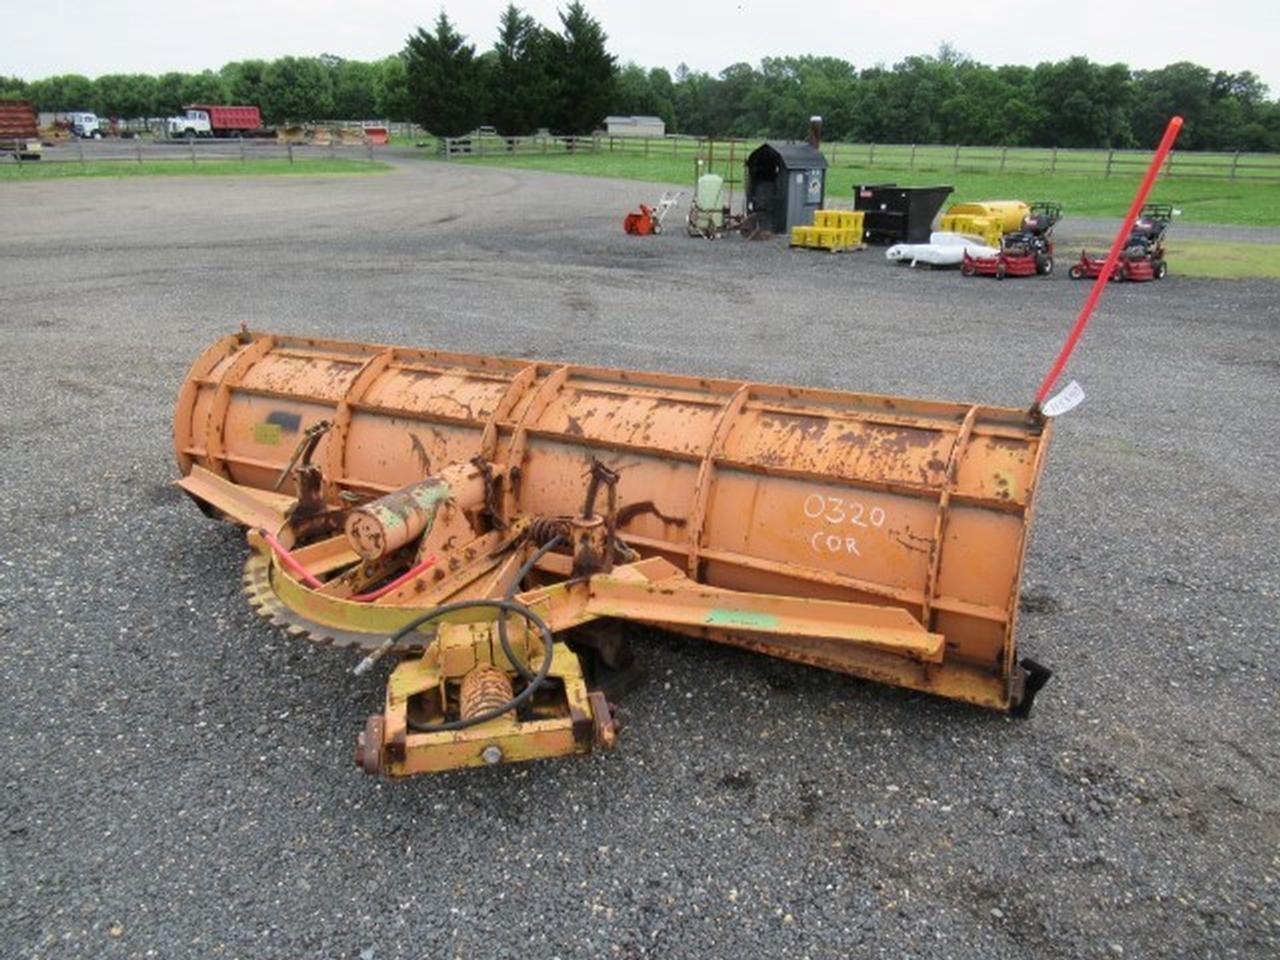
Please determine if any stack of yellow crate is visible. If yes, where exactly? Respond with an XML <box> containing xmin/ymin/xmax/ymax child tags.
<box><xmin>939</xmin><ymin>202</ymin><xmax>1030</xmax><ymax>248</ymax></box>
<box><xmin>938</xmin><ymin>213</ymin><xmax>1003</xmax><ymax>248</ymax></box>
<box><xmin>790</xmin><ymin>210</ymin><xmax>865</xmax><ymax>251</ymax></box>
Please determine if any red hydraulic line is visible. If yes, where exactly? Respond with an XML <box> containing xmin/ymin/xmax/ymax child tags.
<box><xmin>1032</xmin><ymin>116</ymin><xmax>1183</xmax><ymax>409</ymax></box>
<box><xmin>258</xmin><ymin>528</ymin><xmax>324</xmax><ymax>589</ymax></box>
<box><xmin>258</xmin><ymin>527</ymin><xmax>437</xmax><ymax>602</ymax></box>
<box><xmin>350</xmin><ymin>555</ymin><xmax>438</xmax><ymax>602</ymax></box>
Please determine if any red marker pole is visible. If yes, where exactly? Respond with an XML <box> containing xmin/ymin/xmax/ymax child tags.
<box><xmin>1032</xmin><ymin>115</ymin><xmax>1183</xmax><ymax>410</ymax></box>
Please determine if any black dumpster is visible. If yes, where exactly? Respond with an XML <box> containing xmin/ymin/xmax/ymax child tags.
<box><xmin>853</xmin><ymin>183</ymin><xmax>955</xmax><ymax>244</ymax></box>
<box><xmin>745</xmin><ymin>142</ymin><xmax>827</xmax><ymax>235</ymax></box>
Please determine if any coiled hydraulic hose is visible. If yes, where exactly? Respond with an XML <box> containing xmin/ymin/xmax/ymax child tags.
<box><xmin>354</xmin><ymin>536</ymin><xmax>565</xmax><ymax>733</ymax></box>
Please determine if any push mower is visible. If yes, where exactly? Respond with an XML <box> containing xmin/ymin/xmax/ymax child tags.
<box><xmin>1069</xmin><ymin>202</ymin><xmax>1172</xmax><ymax>282</ymax></box>
<box><xmin>962</xmin><ymin>201</ymin><xmax>1063</xmax><ymax>279</ymax></box>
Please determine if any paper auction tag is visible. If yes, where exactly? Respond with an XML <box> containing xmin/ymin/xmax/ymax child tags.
<box><xmin>1042</xmin><ymin>380</ymin><xmax>1085</xmax><ymax>417</ymax></box>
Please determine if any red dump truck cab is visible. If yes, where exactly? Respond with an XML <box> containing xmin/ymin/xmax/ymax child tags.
<box><xmin>186</xmin><ymin>104</ymin><xmax>263</xmax><ymax>134</ymax></box>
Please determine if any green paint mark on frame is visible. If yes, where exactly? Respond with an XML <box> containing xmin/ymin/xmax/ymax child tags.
<box><xmin>253</xmin><ymin>422</ymin><xmax>283</xmax><ymax>445</ymax></box>
<box><xmin>704</xmin><ymin>608</ymin><xmax>780</xmax><ymax>630</ymax></box>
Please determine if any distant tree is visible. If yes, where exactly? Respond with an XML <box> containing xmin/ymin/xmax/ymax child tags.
<box><xmin>490</xmin><ymin>4</ymin><xmax>552</xmax><ymax>135</ymax></box>
<box><xmin>545</xmin><ymin>1</ymin><xmax>616</xmax><ymax>134</ymax></box>
<box><xmin>328</xmin><ymin>58</ymin><xmax>379</xmax><ymax>118</ymax></box>
<box><xmin>6</xmin><ymin>45</ymin><xmax>1280</xmax><ymax>149</ymax></box>
<box><xmin>744</xmin><ymin>57</ymin><xmax>856</xmax><ymax>141</ymax></box>
<box><xmin>260</xmin><ymin>57</ymin><xmax>335</xmax><ymax>123</ymax></box>
<box><xmin>221</xmin><ymin>60</ymin><xmax>269</xmax><ymax>106</ymax></box>
<box><xmin>154</xmin><ymin>73</ymin><xmax>188</xmax><ymax>115</ymax></box>
<box><xmin>646</xmin><ymin>68</ymin><xmax>676</xmax><ymax>131</ymax></box>
<box><xmin>403</xmin><ymin>12</ymin><xmax>486</xmax><ymax>136</ymax></box>
<box><xmin>612</xmin><ymin>63</ymin><xmax>675</xmax><ymax>130</ymax></box>
<box><xmin>374</xmin><ymin>55</ymin><xmax>412</xmax><ymax>121</ymax></box>
<box><xmin>28</xmin><ymin>74</ymin><xmax>95</xmax><ymax>112</ymax></box>
<box><xmin>710</xmin><ymin>62</ymin><xmax>762</xmax><ymax>137</ymax></box>
<box><xmin>0</xmin><ymin>75</ymin><xmax>28</xmax><ymax>99</ymax></box>
<box><xmin>1030</xmin><ymin>58</ymin><xmax>1132</xmax><ymax>147</ymax></box>
<box><xmin>92</xmin><ymin>74</ymin><xmax>157</xmax><ymax>118</ymax></box>
<box><xmin>1130</xmin><ymin>61</ymin><xmax>1213</xmax><ymax>147</ymax></box>
<box><xmin>1240</xmin><ymin>107</ymin><xmax>1278</xmax><ymax>151</ymax></box>
<box><xmin>180</xmin><ymin>70</ymin><xmax>231</xmax><ymax>106</ymax></box>
<box><xmin>1210</xmin><ymin>69</ymin><xmax>1269</xmax><ymax>117</ymax></box>
<box><xmin>671</xmin><ymin>64</ymin><xmax>715</xmax><ymax>135</ymax></box>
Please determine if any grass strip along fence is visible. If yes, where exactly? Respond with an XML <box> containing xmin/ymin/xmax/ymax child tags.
<box><xmin>0</xmin><ymin>158</ymin><xmax>390</xmax><ymax>180</ymax></box>
<box><xmin>443</xmin><ymin>133</ymin><xmax>1280</xmax><ymax>183</ymax></box>
<box><xmin>449</xmin><ymin>134</ymin><xmax>1280</xmax><ymax>228</ymax></box>
<box><xmin>4</xmin><ymin>137</ymin><xmax>387</xmax><ymax>177</ymax></box>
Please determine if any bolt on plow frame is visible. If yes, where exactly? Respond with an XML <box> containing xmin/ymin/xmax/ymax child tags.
<box><xmin>174</xmin><ymin>329</ymin><xmax>1053</xmax><ymax>776</ymax></box>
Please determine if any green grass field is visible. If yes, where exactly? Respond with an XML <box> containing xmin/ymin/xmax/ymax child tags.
<box><xmin>451</xmin><ymin>146</ymin><xmax>1280</xmax><ymax>278</ymax></box>
<box><xmin>1156</xmin><ymin>241</ymin><xmax>1280</xmax><ymax>279</ymax></box>
<box><xmin>456</xmin><ymin>150</ymin><xmax>1280</xmax><ymax>227</ymax></box>
<box><xmin>0</xmin><ymin>158</ymin><xmax>392</xmax><ymax>180</ymax></box>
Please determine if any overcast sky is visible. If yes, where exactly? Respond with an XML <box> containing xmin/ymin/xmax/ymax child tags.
<box><xmin>5</xmin><ymin>1</ymin><xmax>1278</xmax><ymax>95</ymax></box>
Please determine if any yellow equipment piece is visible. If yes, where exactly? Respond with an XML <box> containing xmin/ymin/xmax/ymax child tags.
<box><xmin>790</xmin><ymin>210</ymin><xmax>864</xmax><ymax>251</ymax></box>
<box><xmin>814</xmin><ymin>210</ymin><xmax>864</xmax><ymax>230</ymax></box>
<box><xmin>940</xmin><ymin>201</ymin><xmax>1030</xmax><ymax>248</ymax></box>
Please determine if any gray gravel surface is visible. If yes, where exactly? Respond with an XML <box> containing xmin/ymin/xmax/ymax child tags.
<box><xmin>1</xmin><ymin>160</ymin><xmax>1277</xmax><ymax>960</ymax></box>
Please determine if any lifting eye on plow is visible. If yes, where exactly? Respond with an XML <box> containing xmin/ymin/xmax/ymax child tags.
<box><xmin>174</xmin><ymin>331</ymin><xmax>1059</xmax><ymax>778</ymax></box>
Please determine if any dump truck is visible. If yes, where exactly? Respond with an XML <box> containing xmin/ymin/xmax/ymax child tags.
<box><xmin>0</xmin><ymin>100</ymin><xmax>42</xmax><ymax>160</ymax></box>
<box><xmin>166</xmin><ymin>104</ymin><xmax>264</xmax><ymax>139</ymax></box>
<box><xmin>174</xmin><ymin>331</ymin><xmax>1056</xmax><ymax>777</ymax></box>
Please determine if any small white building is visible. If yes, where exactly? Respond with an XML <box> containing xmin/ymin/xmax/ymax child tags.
<box><xmin>604</xmin><ymin>115</ymin><xmax>665</xmax><ymax>138</ymax></box>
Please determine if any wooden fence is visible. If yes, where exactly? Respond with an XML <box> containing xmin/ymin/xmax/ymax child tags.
<box><xmin>441</xmin><ymin>133</ymin><xmax>1280</xmax><ymax>182</ymax></box>
<box><xmin>14</xmin><ymin>137</ymin><xmax>382</xmax><ymax>167</ymax></box>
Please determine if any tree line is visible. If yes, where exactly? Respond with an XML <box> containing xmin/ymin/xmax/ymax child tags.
<box><xmin>0</xmin><ymin>55</ymin><xmax>409</xmax><ymax>127</ymax></box>
<box><xmin>650</xmin><ymin>51</ymin><xmax>1279</xmax><ymax>151</ymax></box>
<box><xmin>2</xmin><ymin>2</ymin><xmax>1278</xmax><ymax>151</ymax></box>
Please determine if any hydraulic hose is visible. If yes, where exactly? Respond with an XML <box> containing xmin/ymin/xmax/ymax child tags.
<box><xmin>257</xmin><ymin>527</ymin><xmax>437</xmax><ymax>603</ymax></box>
<box><xmin>354</xmin><ymin>535</ymin><xmax>566</xmax><ymax>733</ymax></box>
<box><xmin>258</xmin><ymin>528</ymin><xmax>324</xmax><ymax>589</ymax></box>
<box><xmin>350</xmin><ymin>554</ymin><xmax>439</xmax><ymax>602</ymax></box>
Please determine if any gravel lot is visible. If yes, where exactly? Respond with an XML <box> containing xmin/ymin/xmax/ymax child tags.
<box><xmin>1</xmin><ymin>159</ymin><xmax>1277</xmax><ymax>960</ymax></box>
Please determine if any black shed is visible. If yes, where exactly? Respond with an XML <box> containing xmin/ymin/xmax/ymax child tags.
<box><xmin>745</xmin><ymin>142</ymin><xmax>827</xmax><ymax>234</ymax></box>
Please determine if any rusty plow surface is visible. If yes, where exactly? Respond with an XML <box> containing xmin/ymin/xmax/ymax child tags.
<box><xmin>174</xmin><ymin>331</ymin><xmax>1055</xmax><ymax>776</ymax></box>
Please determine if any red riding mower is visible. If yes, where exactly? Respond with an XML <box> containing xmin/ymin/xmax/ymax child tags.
<box><xmin>1070</xmin><ymin>202</ymin><xmax>1172</xmax><ymax>282</ymax></box>
<box><xmin>962</xmin><ymin>201</ymin><xmax>1063</xmax><ymax>279</ymax></box>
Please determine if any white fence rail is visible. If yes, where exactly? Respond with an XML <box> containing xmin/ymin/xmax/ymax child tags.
<box><xmin>13</xmin><ymin>137</ymin><xmax>382</xmax><ymax>167</ymax></box>
<box><xmin>441</xmin><ymin>133</ymin><xmax>1280</xmax><ymax>181</ymax></box>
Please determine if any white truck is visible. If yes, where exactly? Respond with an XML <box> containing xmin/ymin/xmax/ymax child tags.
<box><xmin>166</xmin><ymin>108</ymin><xmax>213</xmax><ymax>138</ymax></box>
<box><xmin>66</xmin><ymin>111</ymin><xmax>102</xmax><ymax>138</ymax></box>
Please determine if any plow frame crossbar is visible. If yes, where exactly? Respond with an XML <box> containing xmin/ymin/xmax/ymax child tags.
<box><xmin>335</xmin><ymin>550</ymin><xmax>949</xmax><ymax>776</ymax></box>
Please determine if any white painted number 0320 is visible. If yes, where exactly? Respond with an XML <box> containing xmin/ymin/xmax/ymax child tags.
<box><xmin>802</xmin><ymin>493</ymin><xmax>886</xmax><ymax>529</ymax></box>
